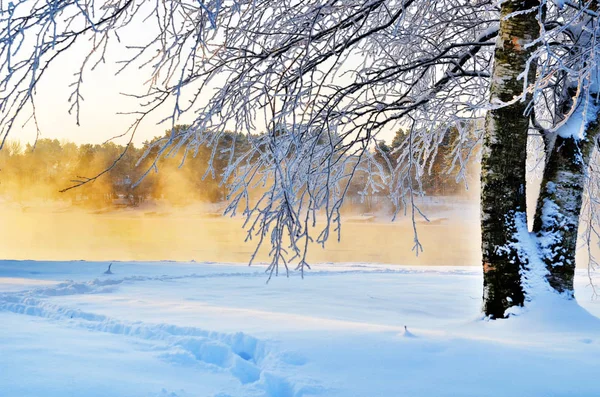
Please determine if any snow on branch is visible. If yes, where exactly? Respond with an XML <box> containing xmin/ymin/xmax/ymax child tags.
<box><xmin>0</xmin><ymin>0</ymin><xmax>507</xmax><ymax>273</ymax></box>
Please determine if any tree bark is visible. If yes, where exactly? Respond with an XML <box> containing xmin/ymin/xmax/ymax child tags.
<box><xmin>533</xmin><ymin>115</ymin><xmax>600</xmax><ymax>296</ymax></box>
<box><xmin>533</xmin><ymin>1</ymin><xmax>599</xmax><ymax>297</ymax></box>
<box><xmin>481</xmin><ymin>0</ymin><xmax>540</xmax><ymax>318</ymax></box>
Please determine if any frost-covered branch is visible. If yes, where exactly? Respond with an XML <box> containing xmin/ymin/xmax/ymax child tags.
<box><xmin>0</xmin><ymin>1</ymin><xmax>529</xmax><ymax>274</ymax></box>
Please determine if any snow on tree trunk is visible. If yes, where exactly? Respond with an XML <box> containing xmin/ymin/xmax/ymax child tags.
<box><xmin>534</xmin><ymin>112</ymin><xmax>600</xmax><ymax>296</ymax></box>
<box><xmin>481</xmin><ymin>0</ymin><xmax>540</xmax><ymax>319</ymax></box>
<box><xmin>533</xmin><ymin>0</ymin><xmax>600</xmax><ymax>298</ymax></box>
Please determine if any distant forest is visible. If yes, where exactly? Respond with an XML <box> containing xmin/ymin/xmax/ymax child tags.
<box><xmin>0</xmin><ymin>127</ymin><xmax>477</xmax><ymax>208</ymax></box>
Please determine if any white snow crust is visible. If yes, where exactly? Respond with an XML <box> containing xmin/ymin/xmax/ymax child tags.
<box><xmin>1</xmin><ymin>260</ymin><xmax>600</xmax><ymax>396</ymax></box>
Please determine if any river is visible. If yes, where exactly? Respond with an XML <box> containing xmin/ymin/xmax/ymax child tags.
<box><xmin>0</xmin><ymin>200</ymin><xmax>482</xmax><ymax>266</ymax></box>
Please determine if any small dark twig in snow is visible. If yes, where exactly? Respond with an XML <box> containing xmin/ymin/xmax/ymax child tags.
<box><xmin>403</xmin><ymin>325</ymin><xmax>417</xmax><ymax>338</ymax></box>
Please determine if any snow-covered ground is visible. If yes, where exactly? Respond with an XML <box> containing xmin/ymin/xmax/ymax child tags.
<box><xmin>2</xmin><ymin>260</ymin><xmax>600</xmax><ymax>397</ymax></box>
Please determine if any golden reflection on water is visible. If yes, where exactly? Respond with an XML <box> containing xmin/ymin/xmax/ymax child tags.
<box><xmin>0</xmin><ymin>205</ymin><xmax>482</xmax><ymax>266</ymax></box>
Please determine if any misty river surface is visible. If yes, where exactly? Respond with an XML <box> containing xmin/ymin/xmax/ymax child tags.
<box><xmin>0</xmin><ymin>203</ymin><xmax>484</xmax><ymax>266</ymax></box>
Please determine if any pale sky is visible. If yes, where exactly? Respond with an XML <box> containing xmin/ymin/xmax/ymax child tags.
<box><xmin>12</xmin><ymin>8</ymin><xmax>398</xmax><ymax>149</ymax></box>
<box><xmin>13</xmin><ymin>10</ymin><xmax>201</xmax><ymax>148</ymax></box>
<box><xmin>17</xmin><ymin>45</ymin><xmax>195</xmax><ymax>147</ymax></box>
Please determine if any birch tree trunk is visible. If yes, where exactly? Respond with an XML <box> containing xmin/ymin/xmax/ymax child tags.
<box><xmin>533</xmin><ymin>2</ymin><xmax>599</xmax><ymax>298</ymax></box>
<box><xmin>533</xmin><ymin>111</ymin><xmax>600</xmax><ymax>296</ymax></box>
<box><xmin>481</xmin><ymin>0</ymin><xmax>540</xmax><ymax>318</ymax></box>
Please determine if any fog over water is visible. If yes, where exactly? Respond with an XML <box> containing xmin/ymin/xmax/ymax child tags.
<box><xmin>3</xmin><ymin>195</ymin><xmax>600</xmax><ymax>270</ymax></box>
<box><xmin>1</xmin><ymin>142</ymin><xmax>598</xmax><ymax>268</ymax></box>
<box><xmin>0</xmin><ymin>199</ymin><xmax>484</xmax><ymax>266</ymax></box>
<box><xmin>0</xmin><ymin>137</ymin><xmax>489</xmax><ymax>266</ymax></box>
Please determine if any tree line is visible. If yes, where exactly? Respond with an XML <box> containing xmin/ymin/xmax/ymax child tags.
<box><xmin>0</xmin><ymin>129</ymin><xmax>247</xmax><ymax>207</ymax></box>
<box><xmin>0</xmin><ymin>126</ymin><xmax>477</xmax><ymax>208</ymax></box>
